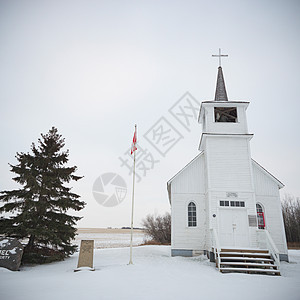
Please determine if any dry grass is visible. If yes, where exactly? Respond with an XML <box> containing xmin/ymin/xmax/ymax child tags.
<box><xmin>288</xmin><ymin>242</ymin><xmax>300</xmax><ymax>249</ymax></box>
<box><xmin>140</xmin><ymin>240</ymin><xmax>171</xmax><ymax>246</ymax></box>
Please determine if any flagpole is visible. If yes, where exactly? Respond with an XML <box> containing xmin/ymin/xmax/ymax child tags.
<box><xmin>129</xmin><ymin>124</ymin><xmax>137</xmax><ymax>265</ymax></box>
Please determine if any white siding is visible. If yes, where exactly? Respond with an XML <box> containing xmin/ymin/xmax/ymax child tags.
<box><xmin>252</xmin><ymin>162</ymin><xmax>281</xmax><ymax>196</ymax></box>
<box><xmin>171</xmin><ymin>194</ymin><xmax>206</xmax><ymax>250</ymax></box>
<box><xmin>171</xmin><ymin>153</ymin><xmax>205</xmax><ymax>194</ymax></box>
<box><xmin>170</xmin><ymin>154</ymin><xmax>206</xmax><ymax>251</ymax></box>
<box><xmin>206</xmin><ymin>136</ymin><xmax>253</xmax><ymax>191</ymax></box>
<box><xmin>202</xmin><ymin>103</ymin><xmax>249</xmax><ymax>135</ymax></box>
<box><xmin>253</xmin><ymin>162</ymin><xmax>288</xmax><ymax>254</ymax></box>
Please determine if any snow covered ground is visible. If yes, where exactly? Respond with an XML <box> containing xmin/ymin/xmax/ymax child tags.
<box><xmin>0</xmin><ymin>246</ymin><xmax>300</xmax><ymax>300</ymax></box>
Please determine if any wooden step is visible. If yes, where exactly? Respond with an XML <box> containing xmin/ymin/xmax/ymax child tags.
<box><xmin>220</xmin><ymin>252</ymin><xmax>271</xmax><ymax>257</ymax></box>
<box><xmin>214</xmin><ymin>248</ymin><xmax>280</xmax><ymax>275</ymax></box>
<box><xmin>220</xmin><ymin>261</ymin><xmax>278</xmax><ymax>269</ymax></box>
<box><xmin>221</xmin><ymin>248</ymin><xmax>269</xmax><ymax>254</ymax></box>
<box><xmin>220</xmin><ymin>256</ymin><xmax>273</xmax><ymax>262</ymax></box>
<box><xmin>220</xmin><ymin>267</ymin><xmax>280</xmax><ymax>275</ymax></box>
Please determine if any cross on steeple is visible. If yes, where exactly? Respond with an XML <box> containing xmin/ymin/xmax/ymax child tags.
<box><xmin>212</xmin><ymin>48</ymin><xmax>228</xmax><ymax>67</ymax></box>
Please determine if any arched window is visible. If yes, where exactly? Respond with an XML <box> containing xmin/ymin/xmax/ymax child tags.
<box><xmin>256</xmin><ymin>203</ymin><xmax>265</xmax><ymax>229</ymax></box>
<box><xmin>188</xmin><ymin>202</ymin><xmax>197</xmax><ymax>227</ymax></box>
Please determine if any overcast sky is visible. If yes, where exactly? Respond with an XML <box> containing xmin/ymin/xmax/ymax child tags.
<box><xmin>1</xmin><ymin>0</ymin><xmax>299</xmax><ymax>228</ymax></box>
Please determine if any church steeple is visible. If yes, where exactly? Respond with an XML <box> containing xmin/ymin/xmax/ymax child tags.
<box><xmin>212</xmin><ymin>49</ymin><xmax>229</xmax><ymax>101</ymax></box>
<box><xmin>214</xmin><ymin>66</ymin><xmax>228</xmax><ymax>101</ymax></box>
<box><xmin>198</xmin><ymin>50</ymin><xmax>250</xmax><ymax>138</ymax></box>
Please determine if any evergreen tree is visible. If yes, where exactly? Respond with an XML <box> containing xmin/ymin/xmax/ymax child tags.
<box><xmin>0</xmin><ymin>127</ymin><xmax>86</xmax><ymax>263</ymax></box>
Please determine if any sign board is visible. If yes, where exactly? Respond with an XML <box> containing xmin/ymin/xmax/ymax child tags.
<box><xmin>75</xmin><ymin>240</ymin><xmax>95</xmax><ymax>271</ymax></box>
<box><xmin>0</xmin><ymin>237</ymin><xmax>24</xmax><ymax>271</ymax></box>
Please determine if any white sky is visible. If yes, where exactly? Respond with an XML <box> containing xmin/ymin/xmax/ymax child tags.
<box><xmin>0</xmin><ymin>0</ymin><xmax>299</xmax><ymax>228</ymax></box>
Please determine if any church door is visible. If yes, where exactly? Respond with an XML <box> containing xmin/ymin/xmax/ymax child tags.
<box><xmin>218</xmin><ymin>208</ymin><xmax>249</xmax><ymax>248</ymax></box>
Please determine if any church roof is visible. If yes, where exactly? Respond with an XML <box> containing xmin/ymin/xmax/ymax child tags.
<box><xmin>252</xmin><ymin>159</ymin><xmax>284</xmax><ymax>189</ymax></box>
<box><xmin>214</xmin><ymin>66</ymin><xmax>228</xmax><ymax>101</ymax></box>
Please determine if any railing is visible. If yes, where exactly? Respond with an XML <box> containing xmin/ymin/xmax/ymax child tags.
<box><xmin>210</xmin><ymin>228</ymin><xmax>221</xmax><ymax>271</ymax></box>
<box><xmin>257</xmin><ymin>229</ymin><xmax>280</xmax><ymax>268</ymax></box>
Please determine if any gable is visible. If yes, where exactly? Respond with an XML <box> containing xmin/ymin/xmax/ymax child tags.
<box><xmin>252</xmin><ymin>159</ymin><xmax>284</xmax><ymax>196</ymax></box>
<box><xmin>167</xmin><ymin>152</ymin><xmax>205</xmax><ymax>203</ymax></box>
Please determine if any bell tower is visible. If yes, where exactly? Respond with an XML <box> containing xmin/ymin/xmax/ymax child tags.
<box><xmin>199</xmin><ymin>62</ymin><xmax>250</xmax><ymax>140</ymax></box>
<box><xmin>198</xmin><ymin>50</ymin><xmax>257</xmax><ymax>248</ymax></box>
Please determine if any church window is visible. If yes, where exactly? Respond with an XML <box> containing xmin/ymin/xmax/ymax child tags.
<box><xmin>214</xmin><ymin>107</ymin><xmax>237</xmax><ymax>122</ymax></box>
<box><xmin>221</xmin><ymin>200</ymin><xmax>245</xmax><ymax>207</ymax></box>
<box><xmin>256</xmin><ymin>203</ymin><xmax>265</xmax><ymax>229</ymax></box>
<box><xmin>188</xmin><ymin>202</ymin><xmax>197</xmax><ymax>227</ymax></box>
<box><xmin>231</xmin><ymin>201</ymin><xmax>245</xmax><ymax>207</ymax></box>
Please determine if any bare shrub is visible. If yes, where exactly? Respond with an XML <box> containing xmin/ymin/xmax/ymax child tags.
<box><xmin>142</xmin><ymin>213</ymin><xmax>171</xmax><ymax>245</ymax></box>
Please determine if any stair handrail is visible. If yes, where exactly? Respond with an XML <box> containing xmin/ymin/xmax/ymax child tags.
<box><xmin>210</xmin><ymin>228</ymin><xmax>221</xmax><ymax>271</ymax></box>
<box><xmin>257</xmin><ymin>229</ymin><xmax>280</xmax><ymax>268</ymax></box>
<box><xmin>265</xmin><ymin>230</ymin><xmax>281</xmax><ymax>268</ymax></box>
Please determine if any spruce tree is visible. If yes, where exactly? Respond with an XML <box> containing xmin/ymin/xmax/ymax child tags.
<box><xmin>0</xmin><ymin>127</ymin><xmax>86</xmax><ymax>263</ymax></box>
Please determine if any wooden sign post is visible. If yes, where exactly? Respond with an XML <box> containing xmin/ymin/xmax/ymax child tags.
<box><xmin>74</xmin><ymin>240</ymin><xmax>95</xmax><ymax>272</ymax></box>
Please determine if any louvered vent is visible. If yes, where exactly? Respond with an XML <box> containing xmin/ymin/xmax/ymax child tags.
<box><xmin>248</xmin><ymin>215</ymin><xmax>257</xmax><ymax>227</ymax></box>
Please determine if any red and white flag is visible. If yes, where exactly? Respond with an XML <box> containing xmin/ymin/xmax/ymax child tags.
<box><xmin>131</xmin><ymin>126</ymin><xmax>137</xmax><ymax>155</ymax></box>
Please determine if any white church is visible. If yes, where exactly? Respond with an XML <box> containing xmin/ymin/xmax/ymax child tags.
<box><xmin>167</xmin><ymin>57</ymin><xmax>288</xmax><ymax>274</ymax></box>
